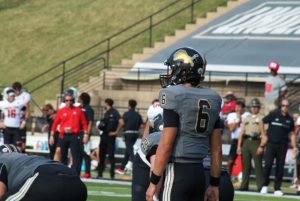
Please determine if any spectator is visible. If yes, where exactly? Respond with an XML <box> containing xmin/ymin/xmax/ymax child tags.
<box><xmin>12</xmin><ymin>81</ymin><xmax>31</xmax><ymax>153</ymax></box>
<box><xmin>146</xmin><ymin>47</ymin><xmax>222</xmax><ymax>201</ymax></box>
<box><xmin>41</xmin><ymin>103</ymin><xmax>58</xmax><ymax>160</ymax></box>
<box><xmin>220</xmin><ymin>91</ymin><xmax>237</xmax><ymax>120</ymax></box>
<box><xmin>264</xmin><ymin>61</ymin><xmax>287</xmax><ymax>114</ymax></box>
<box><xmin>227</xmin><ymin>101</ymin><xmax>250</xmax><ymax>175</ymax></box>
<box><xmin>115</xmin><ymin>99</ymin><xmax>143</xmax><ymax>175</ymax></box>
<box><xmin>0</xmin><ymin>89</ymin><xmax>26</xmax><ymax>149</ymax></box>
<box><xmin>0</xmin><ymin>144</ymin><xmax>87</xmax><ymax>201</ymax></box>
<box><xmin>97</xmin><ymin>98</ymin><xmax>120</xmax><ymax>179</ymax></box>
<box><xmin>50</xmin><ymin>92</ymin><xmax>88</xmax><ymax>175</ymax></box>
<box><xmin>260</xmin><ymin>99</ymin><xmax>297</xmax><ymax>196</ymax></box>
<box><xmin>78</xmin><ymin>92</ymin><xmax>94</xmax><ymax>179</ymax></box>
<box><xmin>237</xmin><ymin>98</ymin><xmax>266</xmax><ymax>191</ymax></box>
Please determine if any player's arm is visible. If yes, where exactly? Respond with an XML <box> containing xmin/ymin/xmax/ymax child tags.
<box><xmin>237</xmin><ymin>121</ymin><xmax>246</xmax><ymax>155</ymax></box>
<box><xmin>210</xmin><ymin>127</ymin><xmax>222</xmax><ymax>179</ymax></box>
<box><xmin>146</xmin><ymin>109</ymin><xmax>178</xmax><ymax>201</ymax></box>
<box><xmin>143</xmin><ymin>119</ymin><xmax>151</xmax><ymax>139</ymax></box>
<box><xmin>227</xmin><ymin>113</ymin><xmax>239</xmax><ymax>132</ymax></box>
<box><xmin>110</xmin><ymin>118</ymin><xmax>124</xmax><ymax>136</ymax></box>
<box><xmin>205</xmin><ymin>127</ymin><xmax>222</xmax><ymax>201</ymax></box>
<box><xmin>259</xmin><ymin>119</ymin><xmax>267</xmax><ymax>147</ymax></box>
<box><xmin>150</xmin><ymin>154</ymin><xmax>163</xmax><ymax>201</ymax></box>
<box><xmin>0</xmin><ymin>164</ymin><xmax>8</xmax><ymax>200</ymax></box>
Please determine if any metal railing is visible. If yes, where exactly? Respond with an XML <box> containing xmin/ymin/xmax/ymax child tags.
<box><xmin>105</xmin><ymin>66</ymin><xmax>300</xmax><ymax>96</ymax></box>
<box><xmin>22</xmin><ymin>0</ymin><xmax>206</xmax><ymax>109</ymax></box>
<box><xmin>279</xmin><ymin>75</ymin><xmax>300</xmax><ymax>113</ymax></box>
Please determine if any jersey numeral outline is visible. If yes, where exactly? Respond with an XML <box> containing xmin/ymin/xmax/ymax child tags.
<box><xmin>196</xmin><ymin>99</ymin><xmax>211</xmax><ymax>133</ymax></box>
<box><xmin>7</xmin><ymin>109</ymin><xmax>17</xmax><ymax>118</ymax></box>
<box><xmin>161</xmin><ymin>93</ymin><xmax>166</xmax><ymax>105</ymax></box>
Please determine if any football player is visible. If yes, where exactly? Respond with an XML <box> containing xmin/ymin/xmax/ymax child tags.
<box><xmin>146</xmin><ymin>47</ymin><xmax>223</xmax><ymax>201</ymax></box>
<box><xmin>137</xmin><ymin>95</ymin><xmax>233</xmax><ymax>201</ymax></box>
<box><xmin>0</xmin><ymin>144</ymin><xmax>87</xmax><ymax>201</ymax></box>
<box><xmin>132</xmin><ymin>101</ymin><xmax>164</xmax><ymax>201</ymax></box>
<box><xmin>12</xmin><ymin>82</ymin><xmax>31</xmax><ymax>152</ymax></box>
<box><xmin>0</xmin><ymin>89</ymin><xmax>26</xmax><ymax>149</ymax></box>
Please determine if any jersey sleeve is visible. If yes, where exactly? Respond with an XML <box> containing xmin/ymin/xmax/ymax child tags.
<box><xmin>24</xmin><ymin>92</ymin><xmax>31</xmax><ymax>104</ymax></box>
<box><xmin>263</xmin><ymin>112</ymin><xmax>273</xmax><ymax>124</ymax></box>
<box><xmin>297</xmin><ymin>117</ymin><xmax>300</xmax><ymax>126</ymax></box>
<box><xmin>159</xmin><ymin>88</ymin><xmax>177</xmax><ymax>110</ymax></box>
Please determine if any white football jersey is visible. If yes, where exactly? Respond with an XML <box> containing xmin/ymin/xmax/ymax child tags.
<box><xmin>15</xmin><ymin>91</ymin><xmax>31</xmax><ymax>105</ymax></box>
<box><xmin>0</xmin><ymin>100</ymin><xmax>26</xmax><ymax>128</ymax></box>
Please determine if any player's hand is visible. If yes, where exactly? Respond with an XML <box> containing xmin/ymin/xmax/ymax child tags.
<box><xmin>108</xmin><ymin>131</ymin><xmax>117</xmax><ymax>136</ymax></box>
<box><xmin>204</xmin><ymin>185</ymin><xmax>219</xmax><ymax>201</ymax></box>
<box><xmin>49</xmin><ymin>135</ymin><xmax>54</xmax><ymax>146</ymax></box>
<box><xmin>20</xmin><ymin>121</ymin><xmax>26</xmax><ymax>130</ymax></box>
<box><xmin>256</xmin><ymin>146</ymin><xmax>264</xmax><ymax>155</ymax></box>
<box><xmin>146</xmin><ymin>183</ymin><xmax>156</xmax><ymax>201</ymax></box>
<box><xmin>237</xmin><ymin>146</ymin><xmax>242</xmax><ymax>155</ymax></box>
<box><xmin>83</xmin><ymin>135</ymin><xmax>89</xmax><ymax>144</ymax></box>
<box><xmin>293</xmin><ymin>147</ymin><xmax>299</xmax><ymax>157</ymax></box>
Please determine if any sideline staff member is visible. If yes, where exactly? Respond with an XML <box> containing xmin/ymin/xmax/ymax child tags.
<box><xmin>237</xmin><ymin>98</ymin><xmax>265</xmax><ymax>191</ymax></box>
<box><xmin>0</xmin><ymin>144</ymin><xmax>87</xmax><ymax>201</ymax></box>
<box><xmin>115</xmin><ymin>99</ymin><xmax>143</xmax><ymax>175</ymax></box>
<box><xmin>97</xmin><ymin>98</ymin><xmax>120</xmax><ymax>179</ymax></box>
<box><xmin>50</xmin><ymin>93</ymin><xmax>88</xmax><ymax>175</ymax></box>
<box><xmin>260</xmin><ymin>99</ymin><xmax>297</xmax><ymax>196</ymax></box>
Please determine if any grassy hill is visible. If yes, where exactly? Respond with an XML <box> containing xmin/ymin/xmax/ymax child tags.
<box><xmin>0</xmin><ymin>0</ymin><xmax>231</xmax><ymax>105</ymax></box>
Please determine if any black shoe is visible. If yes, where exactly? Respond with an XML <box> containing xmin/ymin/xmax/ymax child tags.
<box><xmin>95</xmin><ymin>174</ymin><xmax>103</xmax><ymax>179</ymax></box>
<box><xmin>239</xmin><ymin>188</ymin><xmax>249</xmax><ymax>191</ymax></box>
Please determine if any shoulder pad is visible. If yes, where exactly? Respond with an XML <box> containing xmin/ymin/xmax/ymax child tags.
<box><xmin>159</xmin><ymin>87</ymin><xmax>177</xmax><ymax>110</ymax></box>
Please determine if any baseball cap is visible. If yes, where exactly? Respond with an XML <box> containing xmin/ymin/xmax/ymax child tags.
<box><xmin>268</xmin><ymin>61</ymin><xmax>280</xmax><ymax>72</ymax></box>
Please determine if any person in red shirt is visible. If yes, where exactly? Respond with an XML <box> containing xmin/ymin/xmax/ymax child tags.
<box><xmin>50</xmin><ymin>93</ymin><xmax>88</xmax><ymax>175</ymax></box>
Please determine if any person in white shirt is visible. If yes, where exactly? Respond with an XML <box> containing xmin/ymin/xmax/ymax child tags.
<box><xmin>226</xmin><ymin>100</ymin><xmax>250</xmax><ymax>175</ymax></box>
<box><xmin>0</xmin><ymin>89</ymin><xmax>26</xmax><ymax>149</ymax></box>
<box><xmin>12</xmin><ymin>82</ymin><xmax>31</xmax><ymax>152</ymax></box>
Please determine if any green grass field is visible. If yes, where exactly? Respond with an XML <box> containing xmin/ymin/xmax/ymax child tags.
<box><xmin>84</xmin><ymin>180</ymin><xmax>300</xmax><ymax>201</ymax></box>
<box><xmin>0</xmin><ymin>0</ymin><xmax>231</xmax><ymax>105</ymax></box>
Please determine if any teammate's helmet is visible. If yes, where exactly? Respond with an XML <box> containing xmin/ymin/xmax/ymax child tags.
<box><xmin>147</xmin><ymin>101</ymin><xmax>164</xmax><ymax>132</ymax></box>
<box><xmin>160</xmin><ymin>47</ymin><xmax>206</xmax><ymax>88</ymax></box>
<box><xmin>250</xmin><ymin>98</ymin><xmax>261</xmax><ymax>108</ymax></box>
<box><xmin>0</xmin><ymin>144</ymin><xmax>19</xmax><ymax>153</ymax></box>
<box><xmin>2</xmin><ymin>87</ymin><xmax>14</xmax><ymax>101</ymax></box>
<box><xmin>268</xmin><ymin>61</ymin><xmax>280</xmax><ymax>72</ymax></box>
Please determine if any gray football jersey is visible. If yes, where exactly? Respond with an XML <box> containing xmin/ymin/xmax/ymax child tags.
<box><xmin>140</xmin><ymin>131</ymin><xmax>162</xmax><ymax>161</ymax></box>
<box><xmin>265</xmin><ymin>75</ymin><xmax>286</xmax><ymax>103</ymax></box>
<box><xmin>159</xmin><ymin>85</ymin><xmax>222</xmax><ymax>163</ymax></box>
<box><xmin>0</xmin><ymin>153</ymin><xmax>58</xmax><ymax>190</ymax></box>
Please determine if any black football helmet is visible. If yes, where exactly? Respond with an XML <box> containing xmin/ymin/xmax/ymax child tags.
<box><xmin>160</xmin><ymin>47</ymin><xmax>206</xmax><ymax>88</ymax></box>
